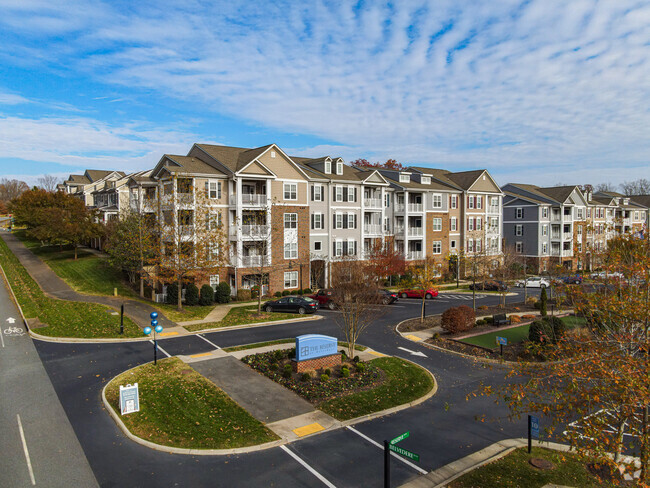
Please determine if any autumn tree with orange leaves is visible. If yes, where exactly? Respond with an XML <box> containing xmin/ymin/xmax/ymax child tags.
<box><xmin>483</xmin><ymin>234</ymin><xmax>650</xmax><ymax>483</ymax></box>
<box><xmin>350</xmin><ymin>158</ymin><xmax>406</xmax><ymax>171</ymax></box>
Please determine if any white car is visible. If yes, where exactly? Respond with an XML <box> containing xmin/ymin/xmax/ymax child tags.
<box><xmin>515</xmin><ymin>276</ymin><xmax>550</xmax><ymax>288</ymax></box>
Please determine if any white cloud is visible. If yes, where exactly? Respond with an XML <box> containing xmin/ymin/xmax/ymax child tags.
<box><xmin>0</xmin><ymin>0</ymin><xmax>649</xmax><ymax>186</ymax></box>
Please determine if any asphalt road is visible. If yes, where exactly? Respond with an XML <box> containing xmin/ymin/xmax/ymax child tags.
<box><xmin>22</xmin><ymin>289</ymin><xmax>542</xmax><ymax>488</ymax></box>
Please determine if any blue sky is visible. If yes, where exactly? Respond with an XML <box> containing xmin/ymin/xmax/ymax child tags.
<box><xmin>0</xmin><ymin>0</ymin><xmax>648</xmax><ymax>187</ymax></box>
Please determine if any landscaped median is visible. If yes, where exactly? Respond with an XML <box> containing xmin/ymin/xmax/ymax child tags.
<box><xmin>104</xmin><ymin>358</ymin><xmax>279</xmax><ymax>451</ymax></box>
<box><xmin>183</xmin><ymin>305</ymin><xmax>300</xmax><ymax>332</ymax></box>
<box><xmin>0</xmin><ymin>235</ymin><xmax>141</xmax><ymax>338</ymax></box>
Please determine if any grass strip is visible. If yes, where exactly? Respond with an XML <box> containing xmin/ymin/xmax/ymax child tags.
<box><xmin>460</xmin><ymin>324</ymin><xmax>532</xmax><ymax>349</ymax></box>
<box><xmin>448</xmin><ymin>446</ymin><xmax>617</xmax><ymax>488</ymax></box>
<box><xmin>105</xmin><ymin>358</ymin><xmax>278</xmax><ymax>449</ymax></box>
<box><xmin>560</xmin><ymin>315</ymin><xmax>587</xmax><ymax>329</ymax></box>
<box><xmin>319</xmin><ymin>357</ymin><xmax>434</xmax><ymax>420</ymax></box>
<box><xmin>184</xmin><ymin>305</ymin><xmax>297</xmax><ymax>332</ymax></box>
<box><xmin>0</xmin><ymin>235</ymin><xmax>141</xmax><ymax>338</ymax></box>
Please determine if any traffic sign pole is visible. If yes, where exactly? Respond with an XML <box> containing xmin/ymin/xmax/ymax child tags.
<box><xmin>120</xmin><ymin>304</ymin><xmax>124</xmax><ymax>335</ymax></box>
<box><xmin>528</xmin><ymin>415</ymin><xmax>532</xmax><ymax>453</ymax></box>
<box><xmin>384</xmin><ymin>440</ymin><xmax>390</xmax><ymax>488</ymax></box>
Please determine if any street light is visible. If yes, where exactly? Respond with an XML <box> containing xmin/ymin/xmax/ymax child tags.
<box><xmin>143</xmin><ymin>312</ymin><xmax>163</xmax><ymax>365</ymax></box>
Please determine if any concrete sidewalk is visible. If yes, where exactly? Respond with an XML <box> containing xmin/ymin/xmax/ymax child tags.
<box><xmin>176</xmin><ymin>301</ymin><xmax>258</xmax><ymax>326</ymax></box>
<box><xmin>0</xmin><ymin>232</ymin><xmax>174</xmax><ymax>330</ymax></box>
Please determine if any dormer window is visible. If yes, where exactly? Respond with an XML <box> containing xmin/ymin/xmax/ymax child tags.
<box><xmin>421</xmin><ymin>176</ymin><xmax>430</xmax><ymax>184</ymax></box>
<box><xmin>399</xmin><ymin>174</ymin><xmax>410</xmax><ymax>183</ymax></box>
<box><xmin>270</xmin><ymin>150</ymin><xmax>276</xmax><ymax>158</ymax></box>
<box><xmin>324</xmin><ymin>160</ymin><xmax>331</xmax><ymax>174</ymax></box>
<box><xmin>336</xmin><ymin>162</ymin><xmax>343</xmax><ymax>175</ymax></box>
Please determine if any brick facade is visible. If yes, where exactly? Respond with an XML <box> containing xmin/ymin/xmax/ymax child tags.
<box><xmin>293</xmin><ymin>353</ymin><xmax>342</xmax><ymax>373</ymax></box>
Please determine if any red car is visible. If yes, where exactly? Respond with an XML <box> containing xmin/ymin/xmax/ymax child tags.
<box><xmin>309</xmin><ymin>289</ymin><xmax>337</xmax><ymax>309</ymax></box>
<box><xmin>398</xmin><ymin>288</ymin><xmax>439</xmax><ymax>299</ymax></box>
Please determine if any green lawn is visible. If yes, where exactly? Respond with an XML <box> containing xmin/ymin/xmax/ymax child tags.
<box><xmin>105</xmin><ymin>358</ymin><xmax>278</xmax><ymax>449</ymax></box>
<box><xmin>150</xmin><ymin>302</ymin><xmax>216</xmax><ymax>323</ymax></box>
<box><xmin>448</xmin><ymin>447</ymin><xmax>618</xmax><ymax>488</ymax></box>
<box><xmin>460</xmin><ymin>324</ymin><xmax>532</xmax><ymax>349</ymax></box>
<box><xmin>0</xmin><ymin>236</ymin><xmax>141</xmax><ymax>338</ymax></box>
<box><xmin>561</xmin><ymin>315</ymin><xmax>587</xmax><ymax>329</ymax></box>
<box><xmin>319</xmin><ymin>357</ymin><xmax>434</xmax><ymax>420</ymax></box>
<box><xmin>184</xmin><ymin>305</ymin><xmax>298</xmax><ymax>332</ymax></box>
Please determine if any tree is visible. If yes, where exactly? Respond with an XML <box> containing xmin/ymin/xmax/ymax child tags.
<box><xmin>330</xmin><ymin>258</ymin><xmax>382</xmax><ymax>358</ymax></box>
<box><xmin>37</xmin><ymin>174</ymin><xmax>60</xmax><ymax>192</ymax></box>
<box><xmin>539</xmin><ymin>286</ymin><xmax>547</xmax><ymax>316</ymax></box>
<box><xmin>492</xmin><ymin>245</ymin><xmax>521</xmax><ymax>308</ymax></box>
<box><xmin>410</xmin><ymin>256</ymin><xmax>441</xmax><ymax>323</ymax></box>
<box><xmin>104</xmin><ymin>209</ymin><xmax>158</xmax><ymax>296</ymax></box>
<box><xmin>620</xmin><ymin>178</ymin><xmax>650</xmax><ymax>197</ymax></box>
<box><xmin>156</xmin><ymin>181</ymin><xmax>228</xmax><ymax>311</ymax></box>
<box><xmin>0</xmin><ymin>178</ymin><xmax>29</xmax><ymax>202</ymax></box>
<box><xmin>594</xmin><ymin>182</ymin><xmax>616</xmax><ymax>193</ymax></box>
<box><xmin>365</xmin><ymin>238</ymin><xmax>406</xmax><ymax>285</ymax></box>
<box><xmin>350</xmin><ymin>158</ymin><xmax>406</xmax><ymax>171</ymax></box>
<box><xmin>485</xmin><ymin>234</ymin><xmax>650</xmax><ymax>482</ymax></box>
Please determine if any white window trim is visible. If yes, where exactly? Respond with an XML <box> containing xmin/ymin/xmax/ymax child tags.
<box><xmin>284</xmin><ymin>271</ymin><xmax>298</xmax><ymax>289</ymax></box>
<box><xmin>432</xmin><ymin>240</ymin><xmax>442</xmax><ymax>254</ymax></box>
<box><xmin>283</xmin><ymin>183</ymin><xmax>297</xmax><ymax>201</ymax></box>
<box><xmin>433</xmin><ymin>218</ymin><xmax>442</xmax><ymax>231</ymax></box>
<box><xmin>432</xmin><ymin>194</ymin><xmax>442</xmax><ymax>209</ymax></box>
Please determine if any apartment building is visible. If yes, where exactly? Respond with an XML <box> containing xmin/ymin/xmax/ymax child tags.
<box><xmin>503</xmin><ymin>185</ymin><xmax>648</xmax><ymax>272</ymax></box>
<box><xmin>63</xmin><ymin>169</ymin><xmax>126</xmax><ymax>206</ymax></box>
<box><xmin>92</xmin><ymin>170</ymin><xmax>152</xmax><ymax>223</ymax></box>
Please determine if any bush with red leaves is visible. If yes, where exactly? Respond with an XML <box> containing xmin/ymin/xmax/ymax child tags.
<box><xmin>441</xmin><ymin>305</ymin><xmax>476</xmax><ymax>334</ymax></box>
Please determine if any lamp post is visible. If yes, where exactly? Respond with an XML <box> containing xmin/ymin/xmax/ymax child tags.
<box><xmin>143</xmin><ymin>312</ymin><xmax>163</xmax><ymax>365</ymax></box>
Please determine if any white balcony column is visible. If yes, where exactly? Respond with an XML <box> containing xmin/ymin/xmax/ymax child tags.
<box><xmin>404</xmin><ymin>190</ymin><xmax>409</xmax><ymax>246</ymax></box>
<box><xmin>265</xmin><ymin>179</ymin><xmax>272</xmax><ymax>266</ymax></box>
<box><xmin>360</xmin><ymin>184</ymin><xmax>366</xmax><ymax>257</ymax></box>
<box><xmin>236</xmin><ymin>178</ymin><xmax>243</xmax><ymax>267</ymax></box>
<box><xmin>380</xmin><ymin>186</ymin><xmax>386</xmax><ymax>236</ymax></box>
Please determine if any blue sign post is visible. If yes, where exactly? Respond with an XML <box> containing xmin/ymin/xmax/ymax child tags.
<box><xmin>295</xmin><ymin>334</ymin><xmax>338</xmax><ymax>361</ymax></box>
<box><xmin>528</xmin><ymin>415</ymin><xmax>540</xmax><ymax>453</ymax></box>
<box><xmin>144</xmin><ymin>312</ymin><xmax>163</xmax><ymax>365</ymax></box>
<box><xmin>496</xmin><ymin>336</ymin><xmax>507</xmax><ymax>356</ymax></box>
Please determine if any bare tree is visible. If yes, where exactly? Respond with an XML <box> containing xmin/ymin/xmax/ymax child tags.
<box><xmin>37</xmin><ymin>174</ymin><xmax>60</xmax><ymax>192</ymax></box>
<box><xmin>330</xmin><ymin>258</ymin><xmax>382</xmax><ymax>358</ymax></box>
<box><xmin>620</xmin><ymin>178</ymin><xmax>650</xmax><ymax>196</ymax></box>
<box><xmin>410</xmin><ymin>256</ymin><xmax>441</xmax><ymax>323</ymax></box>
<box><xmin>0</xmin><ymin>178</ymin><xmax>29</xmax><ymax>202</ymax></box>
<box><xmin>594</xmin><ymin>182</ymin><xmax>616</xmax><ymax>193</ymax></box>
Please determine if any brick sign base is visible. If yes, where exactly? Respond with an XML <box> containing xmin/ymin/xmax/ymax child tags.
<box><xmin>293</xmin><ymin>353</ymin><xmax>341</xmax><ymax>373</ymax></box>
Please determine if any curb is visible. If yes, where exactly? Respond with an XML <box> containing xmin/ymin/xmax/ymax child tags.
<box><xmin>101</xmin><ymin>354</ymin><xmax>438</xmax><ymax>456</ymax></box>
<box><xmin>0</xmin><ymin>260</ymin><xmax>29</xmax><ymax>329</ymax></box>
<box><xmin>398</xmin><ymin>438</ymin><xmax>575</xmax><ymax>488</ymax></box>
<box><xmin>185</xmin><ymin>314</ymin><xmax>323</xmax><ymax>334</ymax></box>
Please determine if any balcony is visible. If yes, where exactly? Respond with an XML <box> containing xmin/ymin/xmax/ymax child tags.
<box><xmin>408</xmin><ymin>227</ymin><xmax>423</xmax><ymax>237</ymax></box>
<box><xmin>363</xmin><ymin>224</ymin><xmax>382</xmax><ymax>235</ymax></box>
<box><xmin>563</xmin><ymin>213</ymin><xmax>573</xmax><ymax>222</ymax></box>
<box><xmin>563</xmin><ymin>232</ymin><xmax>573</xmax><ymax>240</ymax></box>
<box><xmin>240</xmin><ymin>255</ymin><xmax>264</xmax><ymax>267</ymax></box>
<box><xmin>551</xmin><ymin>213</ymin><xmax>561</xmax><ymax>222</ymax></box>
<box><xmin>408</xmin><ymin>203</ymin><xmax>423</xmax><ymax>213</ymax></box>
<box><xmin>364</xmin><ymin>198</ymin><xmax>382</xmax><ymax>209</ymax></box>
<box><xmin>395</xmin><ymin>203</ymin><xmax>405</xmax><ymax>212</ymax></box>
<box><xmin>407</xmin><ymin>251</ymin><xmax>423</xmax><ymax>260</ymax></box>
<box><xmin>394</xmin><ymin>226</ymin><xmax>405</xmax><ymax>236</ymax></box>
<box><xmin>487</xmin><ymin>205</ymin><xmax>500</xmax><ymax>214</ymax></box>
<box><xmin>177</xmin><ymin>193</ymin><xmax>194</xmax><ymax>205</ymax></box>
<box><xmin>231</xmin><ymin>225</ymin><xmax>269</xmax><ymax>239</ymax></box>
<box><xmin>486</xmin><ymin>225</ymin><xmax>500</xmax><ymax>235</ymax></box>
<box><xmin>229</xmin><ymin>194</ymin><xmax>268</xmax><ymax>206</ymax></box>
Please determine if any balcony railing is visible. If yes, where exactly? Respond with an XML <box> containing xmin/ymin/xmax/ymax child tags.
<box><xmin>563</xmin><ymin>213</ymin><xmax>573</xmax><ymax>222</ymax></box>
<box><xmin>487</xmin><ymin>205</ymin><xmax>500</xmax><ymax>214</ymax></box>
<box><xmin>563</xmin><ymin>232</ymin><xmax>573</xmax><ymax>240</ymax></box>
<box><xmin>229</xmin><ymin>194</ymin><xmax>267</xmax><ymax>206</ymax></box>
<box><xmin>241</xmin><ymin>255</ymin><xmax>264</xmax><ymax>267</ymax></box>
<box><xmin>407</xmin><ymin>251</ymin><xmax>423</xmax><ymax>260</ymax></box>
<box><xmin>395</xmin><ymin>203</ymin><xmax>405</xmax><ymax>212</ymax></box>
<box><xmin>394</xmin><ymin>226</ymin><xmax>405</xmax><ymax>235</ymax></box>
<box><xmin>177</xmin><ymin>193</ymin><xmax>194</xmax><ymax>205</ymax></box>
<box><xmin>551</xmin><ymin>214</ymin><xmax>561</xmax><ymax>222</ymax></box>
<box><xmin>408</xmin><ymin>227</ymin><xmax>423</xmax><ymax>237</ymax></box>
<box><xmin>241</xmin><ymin>224</ymin><xmax>269</xmax><ymax>237</ymax></box>
<box><xmin>363</xmin><ymin>224</ymin><xmax>382</xmax><ymax>235</ymax></box>
<box><xmin>364</xmin><ymin>198</ymin><xmax>382</xmax><ymax>209</ymax></box>
<box><xmin>408</xmin><ymin>203</ymin><xmax>423</xmax><ymax>213</ymax></box>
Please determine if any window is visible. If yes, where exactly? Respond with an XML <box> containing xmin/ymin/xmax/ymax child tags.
<box><xmin>542</xmin><ymin>207</ymin><xmax>548</xmax><ymax>218</ymax></box>
<box><xmin>516</xmin><ymin>241</ymin><xmax>523</xmax><ymax>253</ymax></box>
<box><xmin>314</xmin><ymin>241</ymin><xmax>322</xmax><ymax>251</ymax></box>
<box><xmin>516</xmin><ymin>208</ymin><xmax>523</xmax><ymax>219</ymax></box>
<box><xmin>347</xmin><ymin>213</ymin><xmax>356</xmax><ymax>229</ymax></box>
<box><xmin>490</xmin><ymin>217</ymin><xmax>498</xmax><ymax>230</ymax></box>
<box><xmin>468</xmin><ymin>217</ymin><xmax>473</xmax><ymax>231</ymax></box>
<box><xmin>515</xmin><ymin>224</ymin><xmax>523</xmax><ymax>236</ymax></box>
<box><xmin>468</xmin><ymin>196</ymin><xmax>474</xmax><ymax>209</ymax></box>
<box><xmin>476</xmin><ymin>196</ymin><xmax>482</xmax><ymax>209</ymax></box>
<box><xmin>325</xmin><ymin>160</ymin><xmax>331</xmax><ymax>174</ymax></box>
<box><xmin>476</xmin><ymin>217</ymin><xmax>482</xmax><ymax>230</ymax></box>
<box><xmin>284</xmin><ymin>242</ymin><xmax>298</xmax><ymax>259</ymax></box>
<box><xmin>335</xmin><ymin>185</ymin><xmax>344</xmax><ymax>202</ymax></box>
<box><xmin>284</xmin><ymin>271</ymin><xmax>298</xmax><ymax>288</ymax></box>
<box><xmin>284</xmin><ymin>213</ymin><xmax>297</xmax><ymax>229</ymax></box>
<box><xmin>336</xmin><ymin>162</ymin><xmax>343</xmax><ymax>175</ymax></box>
<box><xmin>450</xmin><ymin>240</ymin><xmax>456</xmax><ymax>249</ymax></box>
<box><xmin>577</xmin><ymin>225</ymin><xmax>583</xmax><ymax>235</ymax></box>
<box><xmin>432</xmin><ymin>218</ymin><xmax>442</xmax><ymax>231</ymax></box>
<box><xmin>205</xmin><ymin>181</ymin><xmax>220</xmax><ymax>199</ymax></box>
<box><xmin>384</xmin><ymin>193</ymin><xmax>390</xmax><ymax>207</ymax></box>
<box><xmin>475</xmin><ymin>238</ymin><xmax>482</xmax><ymax>252</ymax></box>
<box><xmin>334</xmin><ymin>240</ymin><xmax>343</xmax><ymax>256</ymax></box>
<box><xmin>542</xmin><ymin>243</ymin><xmax>547</xmax><ymax>254</ymax></box>
<box><xmin>577</xmin><ymin>208</ymin><xmax>584</xmax><ymax>219</ymax></box>
<box><xmin>467</xmin><ymin>238</ymin><xmax>474</xmax><ymax>252</ymax></box>
<box><xmin>577</xmin><ymin>242</ymin><xmax>582</xmax><ymax>252</ymax></box>
<box><xmin>450</xmin><ymin>217</ymin><xmax>457</xmax><ymax>231</ymax></box>
<box><xmin>490</xmin><ymin>197</ymin><xmax>498</xmax><ymax>207</ymax></box>
<box><xmin>587</xmin><ymin>208</ymin><xmax>592</xmax><ymax>218</ymax></box>
<box><xmin>335</xmin><ymin>213</ymin><xmax>344</xmax><ymax>229</ymax></box>
<box><xmin>399</xmin><ymin>174</ymin><xmax>410</xmax><ymax>183</ymax></box>
<box><xmin>542</xmin><ymin>224</ymin><xmax>548</xmax><ymax>236</ymax></box>
<box><xmin>432</xmin><ymin>194</ymin><xmax>442</xmax><ymax>208</ymax></box>
<box><xmin>450</xmin><ymin>195</ymin><xmax>457</xmax><ymax>209</ymax></box>
<box><xmin>283</xmin><ymin>183</ymin><xmax>297</xmax><ymax>200</ymax></box>
<box><xmin>347</xmin><ymin>186</ymin><xmax>356</xmax><ymax>202</ymax></box>
<box><xmin>432</xmin><ymin>241</ymin><xmax>442</xmax><ymax>254</ymax></box>
<box><xmin>311</xmin><ymin>213</ymin><xmax>323</xmax><ymax>230</ymax></box>
<box><xmin>177</xmin><ymin>178</ymin><xmax>192</xmax><ymax>194</ymax></box>
<box><xmin>209</xmin><ymin>275</ymin><xmax>219</xmax><ymax>290</ymax></box>
<box><xmin>422</xmin><ymin>176</ymin><xmax>430</xmax><ymax>184</ymax></box>
<box><xmin>311</xmin><ymin>185</ymin><xmax>323</xmax><ymax>201</ymax></box>
<box><xmin>383</xmin><ymin>217</ymin><xmax>390</xmax><ymax>233</ymax></box>
<box><xmin>635</xmin><ymin>211</ymin><xmax>639</xmax><ymax>220</ymax></box>
<box><xmin>346</xmin><ymin>239</ymin><xmax>357</xmax><ymax>256</ymax></box>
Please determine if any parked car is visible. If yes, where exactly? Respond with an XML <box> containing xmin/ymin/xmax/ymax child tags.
<box><xmin>263</xmin><ymin>296</ymin><xmax>319</xmax><ymax>314</ymax></box>
<box><xmin>557</xmin><ymin>275</ymin><xmax>583</xmax><ymax>285</ymax></box>
<box><xmin>309</xmin><ymin>288</ymin><xmax>398</xmax><ymax>308</ymax></box>
<box><xmin>376</xmin><ymin>289</ymin><xmax>399</xmax><ymax>305</ymax></box>
<box><xmin>468</xmin><ymin>280</ymin><xmax>508</xmax><ymax>291</ymax></box>
<box><xmin>590</xmin><ymin>271</ymin><xmax>624</xmax><ymax>280</ymax></box>
<box><xmin>398</xmin><ymin>288</ymin><xmax>439</xmax><ymax>299</ymax></box>
<box><xmin>515</xmin><ymin>277</ymin><xmax>550</xmax><ymax>288</ymax></box>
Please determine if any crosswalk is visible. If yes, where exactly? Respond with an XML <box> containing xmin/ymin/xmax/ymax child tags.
<box><xmin>439</xmin><ymin>293</ymin><xmax>488</xmax><ymax>301</ymax></box>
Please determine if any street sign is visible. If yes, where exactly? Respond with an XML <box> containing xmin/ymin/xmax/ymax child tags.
<box><xmin>530</xmin><ymin>415</ymin><xmax>540</xmax><ymax>439</ymax></box>
<box><xmin>119</xmin><ymin>383</ymin><xmax>140</xmax><ymax>415</ymax></box>
<box><xmin>496</xmin><ymin>336</ymin><xmax>508</xmax><ymax>346</ymax></box>
<box><xmin>390</xmin><ymin>431</ymin><xmax>409</xmax><ymax>445</ymax></box>
<box><xmin>388</xmin><ymin>444</ymin><xmax>420</xmax><ymax>462</ymax></box>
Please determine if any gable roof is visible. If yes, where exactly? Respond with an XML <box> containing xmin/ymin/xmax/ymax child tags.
<box><xmin>66</xmin><ymin>174</ymin><xmax>90</xmax><ymax>185</ymax></box>
<box><xmin>85</xmin><ymin>169</ymin><xmax>124</xmax><ymax>182</ymax></box>
<box><xmin>293</xmin><ymin>157</ymin><xmax>364</xmax><ymax>182</ymax></box>
<box><xmin>155</xmin><ymin>155</ymin><xmax>228</xmax><ymax>177</ymax></box>
<box><xmin>630</xmin><ymin>195</ymin><xmax>650</xmax><ymax>209</ymax></box>
<box><xmin>504</xmin><ymin>183</ymin><xmax>582</xmax><ymax>205</ymax></box>
<box><xmin>194</xmin><ymin>144</ymin><xmax>273</xmax><ymax>173</ymax></box>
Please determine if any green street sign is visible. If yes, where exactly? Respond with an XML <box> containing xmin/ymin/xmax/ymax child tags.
<box><xmin>390</xmin><ymin>431</ymin><xmax>410</xmax><ymax>445</ymax></box>
<box><xmin>388</xmin><ymin>444</ymin><xmax>420</xmax><ymax>462</ymax></box>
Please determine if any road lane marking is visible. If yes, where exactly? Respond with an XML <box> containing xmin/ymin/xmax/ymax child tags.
<box><xmin>367</xmin><ymin>350</ymin><xmax>387</xmax><ymax>357</ymax></box>
<box><xmin>404</xmin><ymin>334</ymin><xmax>423</xmax><ymax>342</ymax></box>
<box><xmin>197</xmin><ymin>334</ymin><xmax>221</xmax><ymax>349</ymax></box>
<box><xmin>17</xmin><ymin>414</ymin><xmax>36</xmax><ymax>485</ymax></box>
<box><xmin>159</xmin><ymin>331</ymin><xmax>178</xmax><ymax>337</ymax></box>
<box><xmin>150</xmin><ymin>340</ymin><xmax>171</xmax><ymax>358</ymax></box>
<box><xmin>293</xmin><ymin>423</ymin><xmax>324</xmax><ymax>437</ymax></box>
<box><xmin>346</xmin><ymin>426</ymin><xmax>428</xmax><ymax>475</ymax></box>
<box><xmin>280</xmin><ymin>445</ymin><xmax>337</xmax><ymax>488</ymax></box>
<box><xmin>0</xmin><ymin>323</ymin><xmax>4</xmax><ymax>348</ymax></box>
<box><xmin>190</xmin><ymin>352</ymin><xmax>213</xmax><ymax>358</ymax></box>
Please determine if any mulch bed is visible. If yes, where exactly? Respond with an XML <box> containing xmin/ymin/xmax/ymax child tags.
<box><xmin>426</xmin><ymin>335</ymin><xmax>547</xmax><ymax>361</ymax></box>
